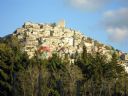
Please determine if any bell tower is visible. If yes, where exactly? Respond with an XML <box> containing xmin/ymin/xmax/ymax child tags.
<box><xmin>57</xmin><ymin>20</ymin><xmax>65</xmax><ymax>28</ymax></box>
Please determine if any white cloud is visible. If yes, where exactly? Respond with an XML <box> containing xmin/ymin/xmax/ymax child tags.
<box><xmin>102</xmin><ymin>8</ymin><xmax>128</xmax><ymax>42</ymax></box>
<box><xmin>66</xmin><ymin>0</ymin><xmax>128</xmax><ymax>44</ymax></box>
<box><xmin>66</xmin><ymin>0</ymin><xmax>128</xmax><ymax>11</ymax></box>
<box><xmin>67</xmin><ymin>0</ymin><xmax>110</xmax><ymax>11</ymax></box>
<box><xmin>107</xmin><ymin>28</ymin><xmax>128</xmax><ymax>42</ymax></box>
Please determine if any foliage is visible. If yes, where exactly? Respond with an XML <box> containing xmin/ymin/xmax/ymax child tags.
<box><xmin>0</xmin><ymin>36</ymin><xmax>128</xmax><ymax>96</ymax></box>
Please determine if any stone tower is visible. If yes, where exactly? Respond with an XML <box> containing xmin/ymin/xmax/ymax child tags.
<box><xmin>57</xmin><ymin>20</ymin><xmax>65</xmax><ymax>28</ymax></box>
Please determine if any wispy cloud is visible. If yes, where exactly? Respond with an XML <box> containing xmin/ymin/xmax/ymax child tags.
<box><xmin>102</xmin><ymin>8</ymin><xmax>128</xmax><ymax>42</ymax></box>
<box><xmin>66</xmin><ymin>0</ymin><xmax>128</xmax><ymax>43</ymax></box>
<box><xmin>66</xmin><ymin>0</ymin><xmax>110</xmax><ymax>11</ymax></box>
<box><xmin>118</xmin><ymin>0</ymin><xmax>128</xmax><ymax>4</ymax></box>
<box><xmin>66</xmin><ymin>0</ymin><xmax>128</xmax><ymax>11</ymax></box>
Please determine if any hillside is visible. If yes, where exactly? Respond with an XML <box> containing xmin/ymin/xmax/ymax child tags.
<box><xmin>12</xmin><ymin>20</ymin><xmax>128</xmax><ymax>65</ymax></box>
<box><xmin>12</xmin><ymin>21</ymin><xmax>117</xmax><ymax>59</ymax></box>
<box><xmin>0</xmin><ymin>21</ymin><xmax>128</xmax><ymax>96</ymax></box>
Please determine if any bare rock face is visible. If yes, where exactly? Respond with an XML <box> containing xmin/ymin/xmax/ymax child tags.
<box><xmin>13</xmin><ymin>21</ymin><xmax>113</xmax><ymax>60</ymax></box>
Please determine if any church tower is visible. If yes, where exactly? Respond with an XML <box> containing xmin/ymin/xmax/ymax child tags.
<box><xmin>57</xmin><ymin>20</ymin><xmax>65</xmax><ymax>28</ymax></box>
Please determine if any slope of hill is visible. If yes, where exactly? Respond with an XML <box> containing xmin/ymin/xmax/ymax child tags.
<box><xmin>1</xmin><ymin>20</ymin><xmax>128</xmax><ymax>96</ymax></box>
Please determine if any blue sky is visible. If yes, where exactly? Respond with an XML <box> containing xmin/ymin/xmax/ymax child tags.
<box><xmin>0</xmin><ymin>0</ymin><xmax>128</xmax><ymax>52</ymax></box>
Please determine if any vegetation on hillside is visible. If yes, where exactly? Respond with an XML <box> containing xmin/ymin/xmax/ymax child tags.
<box><xmin>0</xmin><ymin>36</ymin><xmax>128</xmax><ymax>96</ymax></box>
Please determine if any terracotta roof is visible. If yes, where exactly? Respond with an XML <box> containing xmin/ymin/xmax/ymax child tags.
<box><xmin>38</xmin><ymin>46</ymin><xmax>50</xmax><ymax>52</ymax></box>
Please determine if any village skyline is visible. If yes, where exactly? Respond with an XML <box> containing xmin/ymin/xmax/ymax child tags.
<box><xmin>0</xmin><ymin>0</ymin><xmax>128</xmax><ymax>52</ymax></box>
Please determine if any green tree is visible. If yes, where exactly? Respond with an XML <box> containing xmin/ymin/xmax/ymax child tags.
<box><xmin>0</xmin><ymin>43</ymin><xmax>14</xmax><ymax>96</ymax></box>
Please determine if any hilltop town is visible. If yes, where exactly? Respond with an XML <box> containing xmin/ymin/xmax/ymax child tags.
<box><xmin>1</xmin><ymin>21</ymin><xmax>128</xmax><ymax>96</ymax></box>
<box><xmin>13</xmin><ymin>20</ymin><xmax>128</xmax><ymax>66</ymax></box>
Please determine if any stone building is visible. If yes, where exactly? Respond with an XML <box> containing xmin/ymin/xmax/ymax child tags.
<box><xmin>13</xmin><ymin>20</ymin><xmax>119</xmax><ymax>61</ymax></box>
<box><xmin>120</xmin><ymin>53</ymin><xmax>128</xmax><ymax>61</ymax></box>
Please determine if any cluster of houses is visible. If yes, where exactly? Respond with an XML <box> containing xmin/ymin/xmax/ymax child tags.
<box><xmin>13</xmin><ymin>21</ymin><xmax>128</xmax><ymax>65</ymax></box>
<box><xmin>118</xmin><ymin>53</ymin><xmax>128</xmax><ymax>72</ymax></box>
